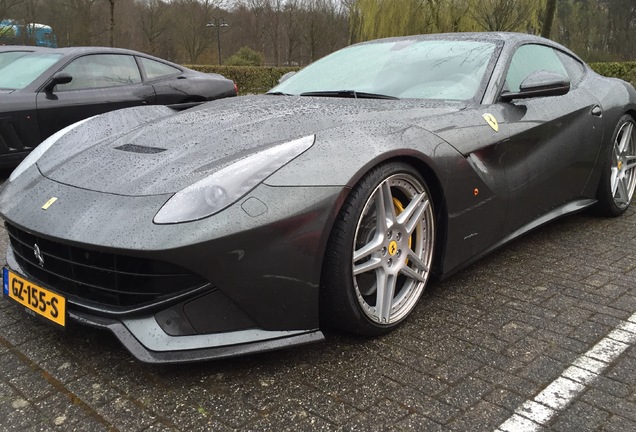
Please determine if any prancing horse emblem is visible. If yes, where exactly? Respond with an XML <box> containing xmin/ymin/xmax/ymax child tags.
<box><xmin>482</xmin><ymin>113</ymin><xmax>499</xmax><ymax>132</ymax></box>
<box><xmin>34</xmin><ymin>244</ymin><xmax>44</xmax><ymax>267</ymax></box>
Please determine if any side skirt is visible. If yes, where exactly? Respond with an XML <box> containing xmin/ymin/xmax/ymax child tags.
<box><xmin>440</xmin><ymin>198</ymin><xmax>597</xmax><ymax>279</ymax></box>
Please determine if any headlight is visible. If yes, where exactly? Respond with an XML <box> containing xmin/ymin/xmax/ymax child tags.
<box><xmin>9</xmin><ymin>117</ymin><xmax>93</xmax><ymax>182</ymax></box>
<box><xmin>153</xmin><ymin>135</ymin><xmax>315</xmax><ymax>224</ymax></box>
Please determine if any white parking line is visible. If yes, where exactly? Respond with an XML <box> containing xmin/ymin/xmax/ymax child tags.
<box><xmin>495</xmin><ymin>312</ymin><xmax>636</xmax><ymax>432</ymax></box>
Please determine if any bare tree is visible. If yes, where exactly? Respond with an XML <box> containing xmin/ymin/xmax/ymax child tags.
<box><xmin>20</xmin><ymin>0</ymin><xmax>41</xmax><ymax>44</ymax></box>
<box><xmin>107</xmin><ymin>0</ymin><xmax>116</xmax><ymax>46</ymax></box>
<box><xmin>471</xmin><ymin>0</ymin><xmax>540</xmax><ymax>32</ymax></box>
<box><xmin>173</xmin><ymin>0</ymin><xmax>219</xmax><ymax>64</ymax></box>
<box><xmin>282</xmin><ymin>0</ymin><xmax>302</xmax><ymax>64</ymax></box>
<box><xmin>263</xmin><ymin>0</ymin><xmax>282</xmax><ymax>65</ymax></box>
<box><xmin>0</xmin><ymin>0</ymin><xmax>22</xmax><ymax>39</ymax></box>
<box><xmin>541</xmin><ymin>0</ymin><xmax>557</xmax><ymax>38</ymax></box>
<box><xmin>139</xmin><ymin>0</ymin><xmax>169</xmax><ymax>54</ymax></box>
<box><xmin>604</xmin><ymin>0</ymin><xmax>636</xmax><ymax>60</ymax></box>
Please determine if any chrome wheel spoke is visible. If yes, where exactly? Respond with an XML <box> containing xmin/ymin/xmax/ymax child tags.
<box><xmin>353</xmin><ymin>256</ymin><xmax>382</xmax><ymax>276</ymax></box>
<box><xmin>616</xmin><ymin>177</ymin><xmax>630</xmax><ymax>204</ymax></box>
<box><xmin>624</xmin><ymin>155</ymin><xmax>636</xmax><ymax>172</ymax></box>
<box><xmin>400</xmin><ymin>264</ymin><xmax>427</xmax><ymax>284</ymax></box>
<box><xmin>618</xmin><ymin>122</ymin><xmax>634</xmax><ymax>153</ymax></box>
<box><xmin>396</xmin><ymin>193</ymin><xmax>429</xmax><ymax>235</ymax></box>
<box><xmin>375</xmin><ymin>269</ymin><xmax>397</xmax><ymax>323</ymax></box>
<box><xmin>406</xmin><ymin>249</ymin><xmax>429</xmax><ymax>273</ymax></box>
<box><xmin>353</xmin><ymin>236</ymin><xmax>383</xmax><ymax>263</ymax></box>
<box><xmin>611</xmin><ymin>167</ymin><xmax>620</xmax><ymax>196</ymax></box>
<box><xmin>375</xmin><ymin>181</ymin><xmax>396</xmax><ymax>232</ymax></box>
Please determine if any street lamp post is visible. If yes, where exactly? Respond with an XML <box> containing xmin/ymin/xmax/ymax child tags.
<box><xmin>206</xmin><ymin>17</ymin><xmax>229</xmax><ymax>65</ymax></box>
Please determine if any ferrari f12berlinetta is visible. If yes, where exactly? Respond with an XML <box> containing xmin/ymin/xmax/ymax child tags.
<box><xmin>1</xmin><ymin>32</ymin><xmax>635</xmax><ymax>362</ymax></box>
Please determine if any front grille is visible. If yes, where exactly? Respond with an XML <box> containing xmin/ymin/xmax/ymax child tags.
<box><xmin>6</xmin><ymin>223</ymin><xmax>207</xmax><ymax>309</ymax></box>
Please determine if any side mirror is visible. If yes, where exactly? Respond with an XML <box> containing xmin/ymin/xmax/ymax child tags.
<box><xmin>44</xmin><ymin>72</ymin><xmax>73</xmax><ymax>92</ymax></box>
<box><xmin>501</xmin><ymin>71</ymin><xmax>570</xmax><ymax>101</ymax></box>
<box><xmin>278</xmin><ymin>71</ymin><xmax>296</xmax><ymax>84</ymax></box>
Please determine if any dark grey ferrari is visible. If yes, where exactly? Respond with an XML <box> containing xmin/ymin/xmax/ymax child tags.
<box><xmin>0</xmin><ymin>46</ymin><xmax>237</xmax><ymax>167</ymax></box>
<box><xmin>1</xmin><ymin>33</ymin><xmax>635</xmax><ymax>363</ymax></box>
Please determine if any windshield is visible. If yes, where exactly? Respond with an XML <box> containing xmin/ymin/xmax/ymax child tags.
<box><xmin>0</xmin><ymin>51</ymin><xmax>31</xmax><ymax>70</ymax></box>
<box><xmin>0</xmin><ymin>53</ymin><xmax>62</xmax><ymax>90</ymax></box>
<box><xmin>271</xmin><ymin>39</ymin><xmax>498</xmax><ymax>101</ymax></box>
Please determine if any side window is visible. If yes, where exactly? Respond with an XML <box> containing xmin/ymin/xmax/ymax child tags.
<box><xmin>57</xmin><ymin>54</ymin><xmax>142</xmax><ymax>91</ymax></box>
<box><xmin>555</xmin><ymin>51</ymin><xmax>586</xmax><ymax>86</ymax></box>
<box><xmin>139</xmin><ymin>57</ymin><xmax>181</xmax><ymax>80</ymax></box>
<box><xmin>505</xmin><ymin>44</ymin><xmax>568</xmax><ymax>93</ymax></box>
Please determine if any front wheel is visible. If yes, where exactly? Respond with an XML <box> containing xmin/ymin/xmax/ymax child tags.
<box><xmin>321</xmin><ymin>163</ymin><xmax>435</xmax><ymax>336</ymax></box>
<box><xmin>596</xmin><ymin>115</ymin><xmax>636</xmax><ymax>217</ymax></box>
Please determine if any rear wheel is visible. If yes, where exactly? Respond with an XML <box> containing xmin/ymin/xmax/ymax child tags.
<box><xmin>596</xmin><ymin>115</ymin><xmax>636</xmax><ymax>216</ymax></box>
<box><xmin>321</xmin><ymin>163</ymin><xmax>435</xmax><ymax>335</ymax></box>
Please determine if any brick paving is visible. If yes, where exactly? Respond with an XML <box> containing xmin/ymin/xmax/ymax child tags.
<box><xmin>1</xmin><ymin>196</ymin><xmax>636</xmax><ymax>431</ymax></box>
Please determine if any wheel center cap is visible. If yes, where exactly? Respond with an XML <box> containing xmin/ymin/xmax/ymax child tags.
<box><xmin>388</xmin><ymin>240</ymin><xmax>398</xmax><ymax>256</ymax></box>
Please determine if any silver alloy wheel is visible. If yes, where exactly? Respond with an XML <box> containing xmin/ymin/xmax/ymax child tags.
<box><xmin>351</xmin><ymin>173</ymin><xmax>434</xmax><ymax>324</ymax></box>
<box><xmin>611</xmin><ymin>120</ymin><xmax>636</xmax><ymax>209</ymax></box>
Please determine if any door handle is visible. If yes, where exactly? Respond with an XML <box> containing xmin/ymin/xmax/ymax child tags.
<box><xmin>591</xmin><ymin>106</ymin><xmax>602</xmax><ymax>117</ymax></box>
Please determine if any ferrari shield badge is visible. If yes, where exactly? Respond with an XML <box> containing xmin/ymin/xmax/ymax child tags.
<box><xmin>388</xmin><ymin>240</ymin><xmax>398</xmax><ymax>256</ymax></box>
<box><xmin>482</xmin><ymin>113</ymin><xmax>499</xmax><ymax>132</ymax></box>
<box><xmin>41</xmin><ymin>197</ymin><xmax>58</xmax><ymax>210</ymax></box>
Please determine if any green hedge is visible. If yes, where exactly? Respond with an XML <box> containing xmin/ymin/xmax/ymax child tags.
<box><xmin>188</xmin><ymin>62</ymin><xmax>636</xmax><ymax>95</ymax></box>
<box><xmin>187</xmin><ymin>65</ymin><xmax>300</xmax><ymax>95</ymax></box>
<box><xmin>589</xmin><ymin>62</ymin><xmax>636</xmax><ymax>86</ymax></box>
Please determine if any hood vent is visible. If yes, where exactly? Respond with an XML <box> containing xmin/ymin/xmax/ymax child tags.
<box><xmin>115</xmin><ymin>144</ymin><xmax>166</xmax><ymax>154</ymax></box>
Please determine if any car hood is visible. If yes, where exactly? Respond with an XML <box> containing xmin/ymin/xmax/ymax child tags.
<box><xmin>39</xmin><ymin>95</ymin><xmax>463</xmax><ymax>196</ymax></box>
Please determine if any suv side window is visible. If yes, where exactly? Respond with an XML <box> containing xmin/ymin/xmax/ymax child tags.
<box><xmin>505</xmin><ymin>44</ymin><xmax>568</xmax><ymax>93</ymax></box>
<box><xmin>57</xmin><ymin>54</ymin><xmax>142</xmax><ymax>91</ymax></box>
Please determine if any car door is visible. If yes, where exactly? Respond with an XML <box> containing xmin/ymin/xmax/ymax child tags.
<box><xmin>137</xmin><ymin>56</ymin><xmax>192</xmax><ymax>105</ymax></box>
<box><xmin>498</xmin><ymin>44</ymin><xmax>604</xmax><ymax>235</ymax></box>
<box><xmin>36</xmin><ymin>53</ymin><xmax>156</xmax><ymax>140</ymax></box>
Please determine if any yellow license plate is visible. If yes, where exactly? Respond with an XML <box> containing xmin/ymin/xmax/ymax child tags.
<box><xmin>5</xmin><ymin>269</ymin><xmax>66</xmax><ymax>326</ymax></box>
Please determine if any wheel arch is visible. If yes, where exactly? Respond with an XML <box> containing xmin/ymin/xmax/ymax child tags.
<box><xmin>389</xmin><ymin>155</ymin><xmax>447</xmax><ymax>277</ymax></box>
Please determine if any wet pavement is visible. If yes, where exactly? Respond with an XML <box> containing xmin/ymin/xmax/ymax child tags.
<box><xmin>1</xmin><ymin>178</ymin><xmax>636</xmax><ymax>431</ymax></box>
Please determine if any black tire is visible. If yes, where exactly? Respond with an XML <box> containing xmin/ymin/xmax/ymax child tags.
<box><xmin>320</xmin><ymin>162</ymin><xmax>435</xmax><ymax>336</ymax></box>
<box><xmin>596</xmin><ymin>114</ymin><xmax>636</xmax><ymax>217</ymax></box>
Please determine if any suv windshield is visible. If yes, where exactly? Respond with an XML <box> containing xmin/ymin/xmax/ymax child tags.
<box><xmin>0</xmin><ymin>53</ymin><xmax>62</xmax><ymax>90</ymax></box>
<box><xmin>271</xmin><ymin>39</ymin><xmax>498</xmax><ymax>101</ymax></box>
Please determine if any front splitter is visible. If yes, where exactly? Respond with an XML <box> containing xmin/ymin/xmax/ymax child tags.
<box><xmin>71</xmin><ymin>310</ymin><xmax>324</xmax><ymax>364</ymax></box>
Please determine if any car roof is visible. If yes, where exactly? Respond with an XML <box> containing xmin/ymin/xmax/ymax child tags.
<box><xmin>0</xmin><ymin>45</ymin><xmax>190</xmax><ymax>71</ymax></box>
<box><xmin>354</xmin><ymin>32</ymin><xmax>583</xmax><ymax>64</ymax></box>
<box><xmin>0</xmin><ymin>45</ymin><xmax>49</xmax><ymax>52</ymax></box>
<box><xmin>47</xmin><ymin>46</ymin><xmax>150</xmax><ymax>56</ymax></box>
<box><xmin>358</xmin><ymin>32</ymin><xmax>554</xmax><ymax>44</ymax></box>
<box><xmin>0</xmin><ymin>45</ymin><xmax>177</xmax><ymax>60</ymax></box>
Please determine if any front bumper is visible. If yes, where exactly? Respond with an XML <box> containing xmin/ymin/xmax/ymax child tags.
<box><xmin>5</xmin><ymin>244</ymin><xmax>324</xmax><ymax>364</ymax></box>
<box><xmin>0</xmin><ymin>167</ymin><xmax>342</xmax><ymax>362</ymax></box>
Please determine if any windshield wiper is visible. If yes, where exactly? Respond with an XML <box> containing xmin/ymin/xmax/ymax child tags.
<box><xmin>299</xmin><ymin>90</ymin><xmax>399</xmax><ymax>100</ymax></box>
